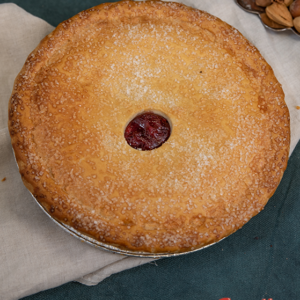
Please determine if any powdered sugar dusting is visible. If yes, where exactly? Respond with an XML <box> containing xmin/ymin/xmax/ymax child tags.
<box><xmin>10</xmin><ymin>1</ymin><xmax>289</xmax><ymax>252</ymax></box>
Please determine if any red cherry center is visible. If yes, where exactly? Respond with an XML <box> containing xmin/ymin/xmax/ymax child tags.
<box><xmin>124</xmin><ymin>112</ymin><xmax>171</xmax><ymax>151</ymax></box>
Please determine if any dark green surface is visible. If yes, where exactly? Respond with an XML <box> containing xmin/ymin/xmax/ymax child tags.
<box><xmin>1</xmin><ymin>1</ymin><xmax>299</xmax><ymax>299</ymax></box>
<box><xmin>0</xmin><ymin>1</ymin><xmax>119</xmax><ymax>26</ymax></box>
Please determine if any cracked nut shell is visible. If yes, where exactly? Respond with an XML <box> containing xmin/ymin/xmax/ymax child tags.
<box><xmin>266</xmin><ymin>2</ymin><xmax>294</xmax><ymax>27</ymax></box>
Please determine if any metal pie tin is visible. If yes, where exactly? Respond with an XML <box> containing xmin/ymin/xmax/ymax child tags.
<box><xmin>235</xmin><ymin>0</ymin><xmax>300</xmax><ymax>37</ymax></box>
<box><xmin>12</xmin><ymin>148</ymin><xmax>225</xmax><ymax>258</ymax></box>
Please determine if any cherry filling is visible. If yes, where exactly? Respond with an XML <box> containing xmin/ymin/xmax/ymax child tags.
<box><xmin>124</xmin><ymin>112</ymin><xmax>171</xmax><ymax>151</ymax></box>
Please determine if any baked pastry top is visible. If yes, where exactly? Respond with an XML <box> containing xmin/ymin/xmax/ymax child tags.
<box><xmin>9</xmin><ymin>0</ymin><xmax>290</xmax><ymax>253</ymax></box>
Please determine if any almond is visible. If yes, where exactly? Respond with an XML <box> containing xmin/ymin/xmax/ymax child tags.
<box><xmin>266</xmin><ymin>2</ymin><xmax>294</xmax><ymax>27</ymax></box>
<box><xmin>260</xmin><ymin>12</ymin><xmax>287</xmax><ymax>28</ymax></box>
<box><xmin>294</xmin><ymin>16</ymin><xmax>300</xmax><ymax>33</ymax></box>
<box><xmin>283</xmin><ymin>0</ymin><xmax>293</xmax><ymax>6</ymax></box>
<box><xmin>256</xmin><ymin>0</ymin><xmax>273</xmax><ymax>7</ymax></box>
<box><xmin>274</xmin><ymin>0</ymin><xmax>293</xmax><ymax>6</ymax></box>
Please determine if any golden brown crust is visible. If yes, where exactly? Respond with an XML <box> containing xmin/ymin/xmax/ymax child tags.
<box><xmin>8</xmin><ymin>0</ymin><xmax>290</xmax><ymax>253</ymax></box>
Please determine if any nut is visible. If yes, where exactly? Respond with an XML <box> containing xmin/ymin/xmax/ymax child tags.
<box><xmin>283</xmin><ymin>0</ymin><xmax>293</xmax><ymax>6</ymax></box>
<box><xmin>294</xmin><ymin>16</ymin><xmax>300</xmax><ymax>32</ymax></box>
<box><xmin>290</xmin><ymin>0</ymin><xmax>300</xmax><ymax>18</ymax></box>
<box><xmin>266</xmin><ymin>2</ymin><xmax>294</xmax><ymax>27</ymax></box>
<box><xmin>256</xmin><ymin>0</ymin><xmax>273</xmax><ymax>7</ymax></box>
<box><xmin>273</xmin><ymin>0</ymin><xmax>292</xmax><ymax>6</ymax></box>
<box><xmin>260</xmin><ymin>12</ymin><xmax>287</xmax><ymax>28</ymax></box>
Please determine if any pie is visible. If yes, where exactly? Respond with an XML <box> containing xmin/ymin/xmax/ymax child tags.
<box><xmin>8</xmin><ymin>0</ymin><xmax>290</xmax><ymax>253</ymax></box>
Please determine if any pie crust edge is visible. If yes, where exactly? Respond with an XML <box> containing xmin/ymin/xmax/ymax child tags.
<box><xmin>8</xmin><ymin>0</ymin><xmax>290</xmax><ymax>253</ymax></box>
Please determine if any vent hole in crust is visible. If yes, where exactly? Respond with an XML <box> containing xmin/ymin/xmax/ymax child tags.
<box><xmin>124</xmin><ymin>111</ymin><xmax>171</xmax><ymax>151</ymax></box>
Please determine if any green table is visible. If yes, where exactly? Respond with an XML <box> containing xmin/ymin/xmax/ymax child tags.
<box><xmin>2</xmin><ymin>1</ymin><xmax>300</xmax><ymax>299</ymax></box>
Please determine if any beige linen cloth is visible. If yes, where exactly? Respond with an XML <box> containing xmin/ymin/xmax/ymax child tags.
<box><xmin>0</xmin><ymin>1</ymin><xmax>299</xmax><ymax>300</ymax></box>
